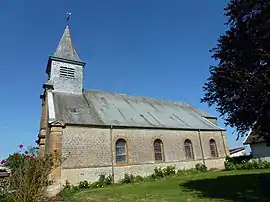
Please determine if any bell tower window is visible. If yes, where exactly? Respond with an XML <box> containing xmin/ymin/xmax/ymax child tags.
<box><xmin>59</xmin><ymin>66</ymin><xmax>75</xmax><ymax>79</ymax></box>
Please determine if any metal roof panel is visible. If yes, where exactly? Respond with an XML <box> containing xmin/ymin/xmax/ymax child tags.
<box><xmin>52</xmin><ymin>90</ymin><xmax>221</xmax><ymax>130</ymax></box>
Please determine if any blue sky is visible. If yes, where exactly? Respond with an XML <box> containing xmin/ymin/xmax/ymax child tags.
<box><xmin>0</xmin><ymin>0</ymin><xmax>248</xmax><ymax>159</ymax></box>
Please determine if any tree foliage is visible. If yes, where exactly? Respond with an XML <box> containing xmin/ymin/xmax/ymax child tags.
<box><xmin>202</xmin><ymin>0</ymin><xmax>270</xmax><ymax>140</ymax></box>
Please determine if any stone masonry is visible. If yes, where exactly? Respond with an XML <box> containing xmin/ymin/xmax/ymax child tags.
<box><xmin>59</xmin><ymin>126</ymin><xmax>228</xmax><ymax>184</ymax></box>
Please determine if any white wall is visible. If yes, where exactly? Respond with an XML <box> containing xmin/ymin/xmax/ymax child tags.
<box><xmin>250</xmin><ymin>143</ymin><xmax>270</xmax><ymax>161</ymax></box>
<box><xmin>230</xmin><ymin>150</ymin><xmax>246</xmax><ymax>157</ymax></box>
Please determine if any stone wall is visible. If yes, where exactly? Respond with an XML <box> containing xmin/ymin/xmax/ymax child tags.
<box><xmin>37</xmin><ymin>92</ymin><xmax>49</xmax><ymax>157</ymax></box>
<box><xmin>60</xmin><ymin>126</ymin><xmax>227</xmax><ymax>184</ymax></box>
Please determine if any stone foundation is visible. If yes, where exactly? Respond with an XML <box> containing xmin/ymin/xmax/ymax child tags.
<box><xmin>61</xmin><ymin>158</ymin><xmax>225</xmax><ymax>185</ymax></box>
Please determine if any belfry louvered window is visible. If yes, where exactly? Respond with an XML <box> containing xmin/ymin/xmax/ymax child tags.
<box><xmin>59</xmin><ymin>66</ymin><xmax>75</xmax><ymax>79</ymax></box>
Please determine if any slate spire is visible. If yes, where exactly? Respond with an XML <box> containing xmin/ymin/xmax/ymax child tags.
<box><xmin>53</xmin><ymin>26</ymin><xmax>83</xmax><ymax>62</ymax></box>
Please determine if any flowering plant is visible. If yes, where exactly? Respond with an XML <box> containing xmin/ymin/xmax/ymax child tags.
<box><xmin>0</xmin><ymin>144</ymin><xmax>61</xmax><ymax>202</ymax></box>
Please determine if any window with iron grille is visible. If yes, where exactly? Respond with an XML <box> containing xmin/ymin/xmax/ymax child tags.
<box><xmin>154</xmin><ymin>139</ymin><xmax>164</xmax><ymax>161</ymax></box>
<box><xmin>184</xmin><ymin>139</ymin><xmax>194</xmax><ymax>159</ymax></box>
<box><xmin>115</xmin><ymin>139</ymin><xmax>127</xmax><ymax>164</ymax></box>
<box><xmin>209</xmin><ymin>139</ymin><xmax>218</xmax><ymax>157</ymax></box>
<box><xmin>59</xmin><ymin>66</ymin><xmax>75</xmax><ymax>79</ymax></box>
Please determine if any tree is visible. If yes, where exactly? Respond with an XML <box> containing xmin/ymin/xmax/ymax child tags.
<box><xmin>202</xmin><ymin>0</ymin><xmax>270</xmax><ymax>141</ymax></box>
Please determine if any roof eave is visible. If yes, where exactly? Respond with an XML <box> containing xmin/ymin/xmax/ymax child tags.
<box><xmin>46</xmin><ymin>56</ymin><xmax>86</xmax><ymax>74</ymax></box>
<box><xmin>50</xmin><ymin>56</ymin><xmax>86</xmax><ymax>66</ymax></box>
<box><xmin>244</xmin><ymin>140</ymin><xmax>266</xmax><ymax>145</ymax></box>
<box><xmin>64</xmin><ymin>123</ymin><xmax>225</xmax><ymax>131</ymax></box>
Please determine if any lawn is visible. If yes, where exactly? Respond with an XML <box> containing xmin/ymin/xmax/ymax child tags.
<box><xmin>62</xmin><ymin>169</ymin><xmax>270</xmax><ymax>202</ymax></box>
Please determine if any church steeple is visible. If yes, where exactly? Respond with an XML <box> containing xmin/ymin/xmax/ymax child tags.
<box><xmin>45</xmin><ymin>25</ymin><xmax>86</xmax><ymax>95</ymax></box>
<box><xmin>53</xmin><ymin>26</ymin><xmax>83</xmax><ymax>63</ymax></box>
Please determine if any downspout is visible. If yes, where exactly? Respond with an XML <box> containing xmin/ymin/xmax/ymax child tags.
<box><xmin>198</xmin><ymin>129</ymin><xmax>205</xmax><ymax>165</ymax></box>
<box><xmin>110</xmin><ymin>125</ymin><xmax>115</xmax><ymax>184</ymax></box>
<box><xmin>220</xmin><ymin>130</ymin><xmax>228</xmax><ymax>157</ymax></box>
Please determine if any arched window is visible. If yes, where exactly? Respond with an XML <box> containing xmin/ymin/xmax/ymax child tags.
<box><xmin>184</xmin><ymin>139</ymin><xmax>194</xmax><ymax>159</ymax></box>
<box><xmin>154</xmin><ymin>139</ymin><xmax>164</xmax><ymax>161</ymax></box>
<box><xmin>209</xmin><ymin>139</ymin><xmax>218</xmax><ymax>157</ymax></box>
<box><xmin>115</xmin><ymin>139</ymin><xmax>127</xmax><ymax>164</ymax></box>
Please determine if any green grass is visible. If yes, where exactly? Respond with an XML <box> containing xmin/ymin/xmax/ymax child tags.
<box><xmin>62</xmin><ymin>169</ymin><xmax>270</xmax><ymax>202</ymax></box>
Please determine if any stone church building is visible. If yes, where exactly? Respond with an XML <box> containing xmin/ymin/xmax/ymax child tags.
<box><xmin>37</xmin><ymin>25</ymin><xmax>229</xmax><ymax>186</ymax></box>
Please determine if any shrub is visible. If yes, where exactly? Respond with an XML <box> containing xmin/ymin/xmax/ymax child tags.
<box><xmin>195</xmin><ymin>163</ymin><xmax>207</xmax><ymax>172</ymax></box>
<box><xmin>135</xmin><ymin>175</ymin><xmax>144</xmax><ymax>182</ymax></box>
<box><xmin>0</xmin><ymin>145</ymin><xmax>61</xmax><ymax>202</ymax></box>
<box><xmin>98</xmin><ymin>174</ymin><xmax>113</xmax><ymax>186</ymax></box>
<box><xmin>163</xmin><ymin>165</ymin><xmax>176</xmax><ymax>176</ymax></box>
<box><xmin>91</xmin><ymin>174</ymin><xmax>113</xmax><ymax>188</ymax></box>
<box><xmin>78</xmin><ymin>180</ymin><xmax>90</xmax><ymax>189</ymax></box>
<box><xmin>177</xmin><ymin>168</ymin><xmax>198</xmax><ymax>175</ymax></box>
<box><xmin>0</xmin><ymin>177</ymin><xmax>9</xmax><ymax>198</ymax></box>
<box><xmin>260</xmin><ymin>160</ymin><xmax>270</xmax><ymax>169</ymax></box>
<box><xmin>224</xmin><ymin>155</ymin><xmax>270</xmax><ymax>171</ymax></box>
<box><xmin>59</xmin><ymin>164</ymin><xmax>215</xmax><ymax>200</ymax></box>
<box><xmin>226</xmin><ymin>155</ymin><xmax>253</xmax><ymax>165</ymax></box>
<box><xmin>153</xmin><ymin>167</ymin><xmax>164</xmax><ymax>179</ymax></box>
<box><xmin>208</xmin><ymin>168</ymin><xmax>218</xmax><ymax>172</ymax></box>
<box><xmin>224</xmin><ymin>160</ymin><xmax>237</xmax><ymax>170</ymax></box>
<box><xmin>120</xmin><ymin>173</ymin><xmax>135</xmax><ymax>184</ymax></box>
<box><xmin>152</xmin><ymin>165</ymin><xmax>176</xmax><ymax>179</ymax></box>
<box><xmin>60</xmin><ymin>181</ymin><xmax>80</xmax><ymax>199</ymax></box>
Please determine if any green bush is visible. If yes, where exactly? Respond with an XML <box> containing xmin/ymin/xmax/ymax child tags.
<box><xmin>195</xmin><ymin>163</ymin><xmax>208</xmax><ymax>172</ymax></box>
<box><xmin>78</xmin><ymin>180</ymin><xmax>90</xmax><ymax>189</ymax></box>
<box><xmin>226</xmin><ymin>155</ymin><xmax>253</xmax><ymax>165</ymax></box>
<box><xmin>59</xmin><ymin>164</ymin><xmax>216</xmax><ymax>200</ymax></box>
<box><xmin>98</xmin><ymin>174</ymin><xmax>113</xmax><ymax>186</ymax></box>
<box><xmin>135</xmin><ymin>175</ymin><xmax>144</xmax><ymax>182</ymax></box>
<box><xmin>224</xmin><ymin>156</ymin><xmax>270</xmax><ymax>171</ymax></box>
<box><xmin>163</xmin><ymin>165</ymin><xmax>176</xmax><ymax>176</ymax></box>
<box><xmin>60</xmin><ymin>181</ymin><xmax>80</xmax><ymax>200</ymax></box>
<box><xmin>224</xmin><ymin>160</ymin><xmax>237</xmax><ymax>170</ymax></box>
<box><xmin>177</xmin><ymin>168</ymin><xmax>199</xmax><ymax>175</ymax></box>
<box><xmin>120</xmin><ymin>173</ymin><xmax>136</xmax><ymax>184</ymax></box>
<box><xmin>91</xmin><ymin>174</ymin><xmax>113</xmax><ymax>188</ymax></box>
<box><xmin>153</xmin><ymin>167</ymin><xmax>164</xmax><ymax>179</ymax></box>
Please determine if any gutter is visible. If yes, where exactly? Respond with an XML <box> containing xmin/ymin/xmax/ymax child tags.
<box><xmin>198</xmin><ymin>129</ymin><xmax>205</xmax><ymax>165</ymax></box>
<box><xmin>110</xmin><ymin>125</ymin><xmax>115</xmax><ymax>184</ymax></box>
<box><xmin>220</xmin><ymin>130</ymin><xmax>228</xmax><ymax>157</ymax></box>
<box><xmin>65</xmin><ymin>123</ymin><xmax>226</xmax><ymax>131</ymax></box>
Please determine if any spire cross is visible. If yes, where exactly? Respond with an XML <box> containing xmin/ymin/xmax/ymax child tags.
<box><xmin>66</xmin><ymin>12</ymin><xmax>72</xmax><ymax>26</ymax></box>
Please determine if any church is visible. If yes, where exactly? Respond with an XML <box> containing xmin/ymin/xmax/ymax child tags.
<box><xmin>36</xmin><ymin>25</ymin><xmax>229</xmax><ymax>187</ymax></box>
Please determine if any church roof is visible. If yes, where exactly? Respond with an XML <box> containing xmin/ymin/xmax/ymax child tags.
<box><xmin>53</xmin><ymin>26</ymin><xmax>83</xmax><ymax>62</ymax></box>
<box><xmin>244</xmin><ymin>130</ymin><xmax>267</xmax><ymax>144</ymax></box>
<box><xmin>52</xmin><ymin>90</ymin><xmax>222</xmax><ymax>130</ymax></box>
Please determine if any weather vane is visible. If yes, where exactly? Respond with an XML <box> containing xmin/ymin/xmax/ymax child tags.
<box><xmin>66</xmin><ymin>12</ymin><xmax>72</xmax><ymax>26</ymax></box>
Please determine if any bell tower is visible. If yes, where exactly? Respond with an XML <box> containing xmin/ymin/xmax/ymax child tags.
<box><xmin>45</xmin><ymin>25</ymin><xmax>85</xmax><ymax>95</ymax></box>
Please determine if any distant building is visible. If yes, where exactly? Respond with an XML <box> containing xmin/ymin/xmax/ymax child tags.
<box><xmin>0</xmin><ymin>167</ymin><xmax>10</xmax><ymax>178</ymax></box>
<box><xmin>244</xmin><ymin>130</ymin><xmax>270</xmax><ymax>161</ymax></box>
<box><xmin>229</xmin><ymin>147</ymin><xmax>246</xmax><ymax>157</ymax></box>
<box><xmin>36</xmin><ymin>25</ymin><xmax>229</xmax><ymax>194</ymax></box>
